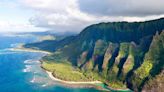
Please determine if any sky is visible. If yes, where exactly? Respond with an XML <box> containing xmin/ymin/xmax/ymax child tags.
<box><xmin>0</xmin><ymin>0</ymin><xmax>164</xmax><ymax>33</ymax></box>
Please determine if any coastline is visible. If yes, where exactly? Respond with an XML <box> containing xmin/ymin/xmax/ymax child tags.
<box><xmin>46</xmin><ymin>71</ymin><xmax>102</xmax><ymax>84</ymax></box>
<box><xmin>45</xmin><ymin>70</ymin><xmax>131</xmax><ymax>92</ymax></box>
<box><xmin>9</xmin><ymin>47</ymin><xmax>52</xmax><ymax>55</ymax></box>
<box><xmin>45</xmin><ymin>70</ymin><xmax>110</xmax><ymax>91</ymax></box>
<box><xmin>12</xmin><ymin>46</ymin><xmax>131</xmax><ymax>92</ymax></box>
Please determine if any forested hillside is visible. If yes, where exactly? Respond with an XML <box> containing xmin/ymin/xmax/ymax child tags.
<box><xmin>25</xmin><ymin>18</ymin><xmax>164</xmax><ymax>91</ymax></box>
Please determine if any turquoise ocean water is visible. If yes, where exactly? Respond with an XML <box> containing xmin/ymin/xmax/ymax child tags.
<box><xmin>0</xmin><ymin>34</ymin><xmax>102</xmax><ymax>92</ymax></box>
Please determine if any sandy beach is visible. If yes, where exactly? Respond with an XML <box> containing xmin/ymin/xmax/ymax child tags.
<box><xmin>46</xmin><ymin>71</ymin><xmax>102</xmax><ymax>84</ymax></box>
<box><xmin>9</xmin><ymin>47</ymin><xmax>52</xmax><ymax>55</ymax></box>
<box><xmin>46</xmin><ymin>71</ymin><xmax>131</xmax><ymax>91</ymax></box>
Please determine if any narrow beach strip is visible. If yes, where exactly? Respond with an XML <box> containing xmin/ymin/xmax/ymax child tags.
<box><xmin>46</xmin><ymin>71</ymin><xmax>102</xmax><ymax>84</ymax></box>
<box><xmin>9</xmin><ymin>47</ymin><xmax>51</xmax><ymax>55</ymax></box>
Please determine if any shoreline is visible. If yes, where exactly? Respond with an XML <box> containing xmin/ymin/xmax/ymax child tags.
<box><xmin>13</xmin><ymin>46</ymin><xmax>131</xmax><ymax>91</ymax></box>
<box><xmin>45</xmin><ymin>70</ymin><xmax>110</xmax><ymax>91</ymax></box>
<box><xmin>46</xmin><ymin>71</ymin><xmax>102</xmax><ymax>84</ymax></box>
<box><xmin>9</xmin><ymin>47</ymin><xmax>52</xmax><ymax>55</ymax></box>
<box><xmin>45</xmin><ymin>70</ymin><xmax>131</xmax><ymax>92</ymax></box>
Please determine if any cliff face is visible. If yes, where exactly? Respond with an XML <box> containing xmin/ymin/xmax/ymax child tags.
<box><xmin>142</xmin><ymin>70</ymin><xmax>164</xmax><ymax>92</ymax></box>
<box><xmin>25</xmin><ymin>18</ymin><xmax>164</xmax><ymax>91</ymax></box>
<box><xmin>130</xmin><ymin>31</ymin><xmax>164</xmax><ymax>91</ymax></box>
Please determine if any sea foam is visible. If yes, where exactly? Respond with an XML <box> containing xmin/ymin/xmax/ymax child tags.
<box><xmin>24</xmin><ymin>60</ymin><xmax>40</xmax><ymax>64</ymax></box>
<box><xmin>41</xmin><ymin>83</ymin><xmax>48</xmax><ymax>87</ymax></box>
<box><xmin>30</xmin><ymin>76</ymin><xmax>36</xmax><ymax>83</ymax></box>
<box><xmin>23</xmin><ymin>65</ymin><xmax>32</xmax><ymax>72</ymax></box>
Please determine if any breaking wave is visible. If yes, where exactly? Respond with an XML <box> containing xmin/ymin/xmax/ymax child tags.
<box><xmin>23</xmin><ymin>65</ymin><xmax>32</xmax><ymax>72</ymax></box>
<box><xmin>24</xmin><ymin>59</ymin><xmax>40</xmax><ymax>64</ymax></box>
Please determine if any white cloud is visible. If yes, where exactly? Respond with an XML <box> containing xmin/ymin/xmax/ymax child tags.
<box><xmin>19</xmin><ymin>0</ymin><xmax>164</xmax><ymax>33</ymax></box>
<box><xmin>78</xmin><ymin>0</ymin><xmax>164</xmax><ymax>16</ymax></box>
<box><xmin>21</xmin><ymin>0</ymin><xmax>98</xmax><ymax>32</ymax></box>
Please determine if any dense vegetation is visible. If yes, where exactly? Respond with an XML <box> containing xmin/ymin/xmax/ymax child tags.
<box><xmin>42</xmin><ymin>61</ymin><xmax>90</xmax><ymax>81</ymax></box>
<box><xmin>25</xmin><ymin>18</ymin><xmax>164</xmax><ymax>91</ymax></box>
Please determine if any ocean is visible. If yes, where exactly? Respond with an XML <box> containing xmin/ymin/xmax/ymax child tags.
<box><xmin>0</xmin><ymin>34</ymin><xmax>102</xmax><ymax>92</ymax></box>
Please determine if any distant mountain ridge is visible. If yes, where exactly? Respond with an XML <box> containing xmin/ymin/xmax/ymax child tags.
<box><xmin>24</xmin><ymin>18</ymin><xmax>164</xmax><ymax>91</ymax></box>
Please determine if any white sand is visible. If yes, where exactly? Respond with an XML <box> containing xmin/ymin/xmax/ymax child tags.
<box><xmin>9</xmin><ymin>48</ymin><xmax>51</xmax><ymax>55</ymax></box>
<box><xmin>46</xmin><ymin>71</ymin><xmax>102</xmax><ymax>84</ymax></box>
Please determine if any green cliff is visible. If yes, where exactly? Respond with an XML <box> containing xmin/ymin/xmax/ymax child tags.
<box><xmin>25</xmin><ymin>18</ymin><xmax>164</xmax><ymax>91</ymax></box>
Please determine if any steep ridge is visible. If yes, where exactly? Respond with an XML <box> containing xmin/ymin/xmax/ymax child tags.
<box><xmin>130</xmin><ymin>31</ymin><xmax>164</xmax><ymax>91</ymax></box>
<box><xmin>25</xmin><ymin>18</ymin><xmax>164</xmax><ymax>91</ymax></box>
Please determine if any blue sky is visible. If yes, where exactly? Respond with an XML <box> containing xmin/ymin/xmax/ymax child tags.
<box><xmin>0</xmin><ymin>1</ymin><xmax>29</xmax><ymax>24</ymax></box>
<box><xmin>0</xmin><ymin>0</ymin><xmax>46</xmax><ymax>33</ymax></box>
<box><xmin>0</xmin><ymin>0</ymin><xmax>164</xmax><ymax>33</ymax></box>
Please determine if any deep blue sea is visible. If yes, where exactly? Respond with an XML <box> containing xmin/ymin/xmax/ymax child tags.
<box><xmin>0</xmin><ymin>34</ymin><xmax>102</xmax><ymax>92</ymax></box>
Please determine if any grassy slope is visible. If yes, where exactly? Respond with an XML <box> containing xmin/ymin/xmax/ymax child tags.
<box><xmin>42</xmin><ymin>61</ymin><xmax>89</xmax><ymax>81</ymax></box>
<box><xmin>41</xmin><ymin>58</ymin><xmax>128</xmax><ymax>89</ymax></box>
